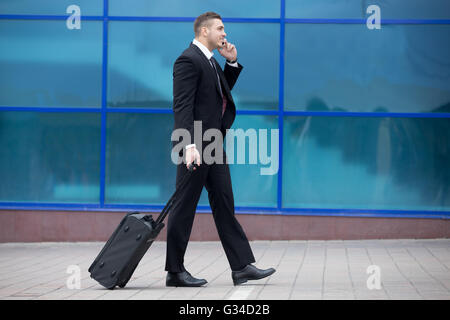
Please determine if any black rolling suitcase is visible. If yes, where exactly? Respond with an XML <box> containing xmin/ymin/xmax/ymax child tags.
<box><xmin>88</xmin><ymin>163</ymin><xmax>197</xmax><ymax>289</ymax></box>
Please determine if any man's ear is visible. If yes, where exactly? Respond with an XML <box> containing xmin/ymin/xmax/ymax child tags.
<box><xmin>201</xmin><ymin>26</ymin><xmax>208</xmax><ymax>37</ymax></box>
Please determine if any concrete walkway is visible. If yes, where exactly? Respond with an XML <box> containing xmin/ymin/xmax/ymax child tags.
<box><xmin>0</xmin><ymin>239</ymin><xmax>449</xmax><ymax>300</ymax></box>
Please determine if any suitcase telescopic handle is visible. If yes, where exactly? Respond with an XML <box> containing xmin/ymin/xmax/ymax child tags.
<box><xmin>155</xmin><ymin>160</ymin><xmax>199</xmax><ymax>225</ymax></box>
<box><xmin>187</xmin><ymin>160</ymin><xmax>199</xmax><ymax>172</ymax></box>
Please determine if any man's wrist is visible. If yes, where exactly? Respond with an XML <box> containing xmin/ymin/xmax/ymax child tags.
<box><xmin>226</xmin><ymin>58</ymin><xmax>238</xmax><ymax>67</ymax></box>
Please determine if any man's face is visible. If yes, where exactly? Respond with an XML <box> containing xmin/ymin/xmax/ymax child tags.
<box><xmin>205</xmin><ymin>18</ymin><xmax>226</xmax><ymax>49</ymax></box>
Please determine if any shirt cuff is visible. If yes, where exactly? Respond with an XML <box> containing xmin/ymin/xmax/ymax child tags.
<box><xmin>226</xmin><ymin>61</ymin><xmax>239</xmax><ymax>67</ymax></box>
<box><xmin>185</xmin><ymin>144</ymin><xmax>196</xmax><ymax>150</ymax></box>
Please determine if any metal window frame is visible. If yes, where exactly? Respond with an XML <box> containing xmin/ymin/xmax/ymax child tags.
<box><xmin>0</xmin><ymin>0</ymin><xmax>449</xmax><ymax>219</ymax></box>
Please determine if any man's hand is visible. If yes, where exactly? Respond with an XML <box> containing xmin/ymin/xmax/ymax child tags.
<box><xmin>185</xmin><ymin>145</ymin><xmax>201</xmax><ymax>170</ymax></box>
<box><xmin>218</xmin><ymin>39</ymin><xmax>237</xmax><ymax>62</ymax></box>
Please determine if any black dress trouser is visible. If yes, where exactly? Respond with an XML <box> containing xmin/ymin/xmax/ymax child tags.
<box><xmin>165</xmin><ymin>151</ymin><xmax>256</xmax><ymax>273</ymax></box>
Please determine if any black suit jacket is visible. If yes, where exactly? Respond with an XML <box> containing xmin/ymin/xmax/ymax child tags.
<box><xmin>172</xmin><ymin>43</ymin><xmax>243</xmax><ymax>149</ymax></box>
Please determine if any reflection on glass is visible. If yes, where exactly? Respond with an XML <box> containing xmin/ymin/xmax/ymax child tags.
<box><xmin>106</xmin><ymin>113</ymin><xmax>278</xmax><ymax>207</ymax></box>
<box><xmin>283</xmin><ymin>116</ymin><xmax>450</xmax><ymax>212</ymax></box>
<box><xmin>108</xmin><ymin>21</ymin><xmax>279</xmax><ymax>110</ymax></box>
<box><xmin>0</xmin><ymin>20</ymin><xmax>103</xmax><ymax>107</ymax></box>
<box><xmin>107</xmin><ymin>21</ymin><xmax>192</xmax><ymax>109</ymax></box>
<box><xmin>284</xmin><ymin>23</ymin><xmax>450</xmax><ymax>113</ymax></box>
<box><xmin>198</xmin><ymin>115</ymin><xmax>279</xmax><ymax>207</ymax></box>
<box><xmin>0</xmin><ymin>112</ymin><xmax>101</xmax><ymax>203</ymax></box>
<box><xmin>214</xmin><ymin>23</ymin><xmax>279</xmax><ymax>110</ymax></box>
<box><xmin>105</xmin><ymin>113</ymin><xmax>176</xmax><ymax>204</ymax></box>
<box><xmin>286</xmin><ymin>0</ymin><xmax>450</xmax><ymax>19</ymax></box>
<box><xmin>109</xmin><ymin>0</ymin><xmax>279</xmax><ymax>18</ymax></box>
<box><xmin>0</xmin><ymin>0</ymin><xmax>103</xmax><ymax>15</ymax></box>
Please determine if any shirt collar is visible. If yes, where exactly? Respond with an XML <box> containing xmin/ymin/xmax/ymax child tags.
<box><xmin>193</xmin><ymin>38</ymin><xmax>213</xmax><ymax>60</ymax></box>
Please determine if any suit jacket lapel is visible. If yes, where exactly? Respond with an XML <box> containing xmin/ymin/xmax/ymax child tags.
<box><xmin>211</xmin><ymin>58</ymin><xmax>232</xmax><ymax>99</ymax></box>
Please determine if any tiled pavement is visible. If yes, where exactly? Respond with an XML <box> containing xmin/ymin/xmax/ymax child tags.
<box><xmin>0</xmin><ymin>239</ymin><xmax>449</xmax><ymax>300</ymax></box>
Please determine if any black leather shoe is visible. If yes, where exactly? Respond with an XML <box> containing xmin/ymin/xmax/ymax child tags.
<box><xmin>232</xmin><ymin>264</ymin><xmax>276</xmax><ymax>286</ymax></box>
<box><xmin>166</xmin><ymin>271</ymin><xmax>207</xmax><ymax>287</ymax></box>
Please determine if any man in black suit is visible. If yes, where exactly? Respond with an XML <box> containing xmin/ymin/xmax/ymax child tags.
<box><xmin>166</xmin><ymin>12</ymin><xmax>276</xmax><ymax>287</ymax></box>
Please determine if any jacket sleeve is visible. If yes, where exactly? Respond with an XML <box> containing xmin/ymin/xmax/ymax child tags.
<box><xmin>223</xmin><ymin>62</ymin><xmax>243</xmax><ymax>91</ymax></box>
<box><xmin>173</xmin><ymin>55</ymin><xmax>199</xmax><ymax>145</ymax></box>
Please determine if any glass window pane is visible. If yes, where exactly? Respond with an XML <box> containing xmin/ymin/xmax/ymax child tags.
<box><xmin>286</xmin><ymin>0</ymin><xmax>450</xmax><ymax>19</ymax></box>
<box><xmin>284</xmin><ymin>24</ymin><xmax>450</xmax><ymax>113</ymax></box>
<box><xmin>0</xmin><ymin>111</ymin><xmax>101</xmax><ymax>203</ymax></box>
<box><xmin>283</xmin><ymin>116</ymin><xmax>450</xmax><ymax>212</ymax></box>
<box><xmin>109</xmin><ymin>0</ymin><xmax>279</xmax><ymax>18</ymax></box>
<box><xmin>214</xmin><ymin>23</ymin><xmax>279</xmax><ymax>111</ymax></box>
<box><xmin>105</xmin><ymin>113</ymin><xmax>176</xmax><ymax>204</ymax></box>
<box><xmin>227</xmin><ymin>115</ymin><xmax>278</xmax><ymax>207</ymax></box>
<box><xmin>107</xmin><ymin>21</ymin><xmax>192</xmax><ymax>109</ymax></box>
<box><xmin>106</xmin><ymin>113</ymin><xmax>279</xmax><ymax>207</ymax></box>
<box><xmin>199</xmin><ymin>115</ymin><xmax>279</xmax><ymax>207</ymax></box>
<box><xmin>108</xmin><ymin>21</ymin><xmax>279</xmax><ymax>110</ymax></box>
<box><xmin>0</xmin><ymin>20</ymin><xmax>103</xmax><ymax>108</ymax></box>
<box><xmin>0</xmin><ymin>0</ymin><xmax>103</xmax><ymax>15</ymax></box>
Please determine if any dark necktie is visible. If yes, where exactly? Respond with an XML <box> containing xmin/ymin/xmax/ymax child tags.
<box><xmin>210</xmin><ymin>57</ymin><xmax>227</xmax><ymax>116</ymax></box>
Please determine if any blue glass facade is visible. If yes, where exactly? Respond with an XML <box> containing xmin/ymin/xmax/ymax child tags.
<box><xmin>0</xmin><ymin>0</ymin><xmax>449</xmax><ymax>218</ymax></box>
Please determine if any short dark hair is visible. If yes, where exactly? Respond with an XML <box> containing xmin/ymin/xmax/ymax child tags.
<box><xmin>194</xmin><ymin>12</ymin><xmax>222</xmax><ymax>37</ymax></box>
